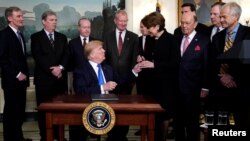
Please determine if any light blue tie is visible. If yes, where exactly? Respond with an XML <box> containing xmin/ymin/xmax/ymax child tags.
<box><xmin>97</xmin><ymin>64</ymin><xmax>105</xmax><ymax>85</ymax></box>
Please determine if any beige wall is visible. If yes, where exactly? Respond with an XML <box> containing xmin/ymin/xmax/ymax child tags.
<box><xmin>126</xmin><ymin>0</ymin><xmax>249</xmax><ymax>35</ymax></box>
<box><xmin>126</xmin><ymin>0</ymin><xmax>178</xmax><ymax>35</ymax></box>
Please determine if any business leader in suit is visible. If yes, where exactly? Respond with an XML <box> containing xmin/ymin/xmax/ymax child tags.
<box><xmin>69</xmin><ymin>18</ymin><xmax>96</xmax><ymax>72</ymax></box>
<box><xmin>103</xmin><ymin>10</ymin><xmax>139</xmax><ymax>95</ymax></box>
<box><xmin>68</xmin><ymin>17</ymin><xmax>97</xmax><ymax>141</ymax></box>
<box><xmin>174</xmin><ymin>3</ymin><xmax>209</xmax><ymax>37</ymax></box>
<box><xmin>31</xmin><ymin>10</ymin><xmax>69</xmax><ymax>141</ymax></box>
<box><xmin>210</xmin><ymin>2</ymin><xmax>250</xmax><ymax>128</ymax></box>
<box><xmin>73</xmin><ymin>41</ymin><xmax>140</xmax><ymax>141</ymax></box>
<box><xmin>0</xmin><ymin>7</ymin><xmax>31</xmax><ymax>141</ymax></box>
<box><xmin>175</xmin><ymin>13</ymin><xmax>210</xmax><ymax>141</ymax></box>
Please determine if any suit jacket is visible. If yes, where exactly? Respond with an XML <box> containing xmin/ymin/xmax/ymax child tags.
<box><xmin>68</xmin><ymin>36</ymin><xmax>95</xmax><ymax>71</ymax></box>
<box><xmin>0</xmin><ymin>26</ymin><xmax>29</xmax><ymax>89</ymax></box>
<box><xmin>174</xmin><ymin>23</ymin><xmax>209</xmax><ymax>37</ymax></box>
<box><xmin>178</xmin><ymin>32</ymin><xmax>210</xmax><ymax>95</ymax></box>
<box><xmin>152</xmin><ymin>30</ymin><xmax>180</xmax><ymax>116</ymax></box>
<box><xmin>138</xmin><ymin>35</ymin><xmax>154</xmax><ymax>61</ymax></box>
<box><xmin>103</xmin><ymin>30</ymin><xmax>139</xmax><ymax>76</ymax></box>
<box><xmin>73</xmin><ymin>61</ymin><xmax>135</xmax><ymax>94</ymax></box>
<box><xmin>31</xmin><ymin>30</ymin><xmax>69</xmax><ymax>86</ymax></box>
<box><xmin>136</xmin><ymin>35</ymin><xmax>155</xmax><ymax>95</ymax></box>
<box><xmin>210</xmin><ymin>24</ymin><xmax>250</xmax><ymax>92</ymax></box>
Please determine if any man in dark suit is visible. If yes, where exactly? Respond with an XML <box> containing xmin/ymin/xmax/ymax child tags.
<box><xmin>73</xmin><ymin>40</ymin><xmax>140</xmax><ymax>141</ymax></box>
<box><xmin>103</xmin><ymin>10</ymin><xmax>138</xmax><ymax>141</ymax></box>
<box><xmin>68</xmin><ymin>17</ymin><xmax>96</xmax><ymax>141</ymax></box>
<box><xmin>69</xmin><ymin>18</ymin><xmax>96</xmax><ymax>72</ymax></box>
<box><xmin>174</xmin><ymin>3</ymin><xmax>209</xmax><ymax>37</ymax></box>
<box><xmin>103</xmin><ymin>10</ymin><xmax>139</xmax><ymax>95</ymax></box>
<box><xmin>208</xmin><ymin>2</ymin><xmax>225</xmax><ymax>41</ymax></box>
<box><xmin>31</xmin><ymin>10</ymin><xmax>69</xmax><ymax>141</ymax></box>
<box><xmin>175</xmin><ymin>13</ymin><xmax>210</xmax><ymax>141</ymax></box>
<box><xmin>0</xmin><ymin>7</ymin><xmax>31</xmax><ymax>141</ymax></box>
<box><xmin>210</xmin><ymin>2</ymin><xmax>250</xmax><ymax>128</ymax></box>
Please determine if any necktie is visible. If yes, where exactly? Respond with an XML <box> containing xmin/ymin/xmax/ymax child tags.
<box><xmin>220</xmin><ymin>31</ymin><xmax>233</xmax><ymax>74</ymax></box>
<box><xmin>118</xmin><ymin>31</ymin><xmax>123</xmax><ymax>55</ymax></box>
<box><xmin>183</xmin><ymin>36</ymin><xmax>189</xmax><ymax>54</ymax></box>
<box><xmin>83</xmin><ymin>38</ymin><xmax>87</xmax><ymax>47</ymax></box>
<box><xmin>17</xmin><ymin>30</ymin><xmax>24</xmax><ymax>53</ymax></box>
<box><xmin>216</xmin><ymin>27</ymin><xmax>220</xmax><ymax>33</ymax></box>
<box><xmin>97</xmin><ymin>64</ymin><xmax>105</xmax><ymax>85</ymax></box>
<box><xmin>49</xmin><ymin>33</ymin><xmax>54</xmax><ymax>47</ymax></box>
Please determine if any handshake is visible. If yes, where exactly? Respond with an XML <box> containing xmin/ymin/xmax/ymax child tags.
<box><xmin>132</xmin><ymin>55</ymin><xmax>154</xmax><ymax>73</ymax></box>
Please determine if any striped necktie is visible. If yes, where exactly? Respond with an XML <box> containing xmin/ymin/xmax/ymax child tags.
<box><xmin>220</xmin><ymin>31</ymin><xmax>233</xmax><ymax>74</ymax></box>
<box><xmin>17</xmin><ymin>30</ymin><xmax>25</xmax><ymax>53</ymax></box>
<box><xmin>49</xmin><ymin>33</ymin><xmax>54</xmax><ymax>47</ymax></box>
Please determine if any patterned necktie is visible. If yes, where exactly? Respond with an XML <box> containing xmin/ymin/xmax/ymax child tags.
<box><xmin>83</xmin><ymin>38</ymin><xmax>87</xmax><ymax>47</ymax></box>
<box><xmin>183</xmin><ymin>36</ymin><xmax>189</xmax><ymax>54</ymax></box>
<box><xmin>17</xmin><ymin>30</ymin><xmax>24</xmax><ymax>53</ymax></box>
<box><xmin>220</xmin><ymin>31</ymin><xmax>233</xmax><ymax>74</ymax></box>
<box><xmin>97</xmin><ymin>64</ymin><xmax>105</xmax><ymax>85</ymax></box>
<box><xmin>49</xmin><ymin>33</ymin><xmax>54</xmax><ymax>47</ymax></box>
<box><xmin>118</xmin><ymin>31</ymin><xmax>123</xmax><ymax>55</ymax></box>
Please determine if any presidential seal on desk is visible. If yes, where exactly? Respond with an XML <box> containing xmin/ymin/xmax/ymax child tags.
<box><xmin>82</xmin><ymin>101</ymin><xmax>116</xmax><ymax>135</ymax></box>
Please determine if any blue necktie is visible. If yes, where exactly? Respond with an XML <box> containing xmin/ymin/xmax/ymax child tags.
<box><xmin>97</xmin><ymin>64</ymin><xmax>105</xmax><ymax>85</ymax></box>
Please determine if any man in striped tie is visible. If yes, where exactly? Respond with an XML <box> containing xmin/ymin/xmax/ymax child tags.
<box><xmin>210</xmin><ymin>2</ymin><xmax>250</xmax><ymax>129</ymax></box>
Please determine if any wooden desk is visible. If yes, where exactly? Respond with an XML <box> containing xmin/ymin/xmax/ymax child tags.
<box><xmin>37</xmin><ymin>95</ymin><xmax>164</xmax><ymax>141</ymax></box>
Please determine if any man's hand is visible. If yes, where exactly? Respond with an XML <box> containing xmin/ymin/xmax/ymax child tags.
<box><xmin>103</xmin><ymin>81</ymin><xmax>117</xmax><ymax>91</ymax></box>
<box><xmin>218</xmin><ymin>74</ymin><xmax>237</xmax><ymax>88</ymax></box>
<box><xmin>17</xmin><ymin>72</ymin><xmax>27</xmax><ymax>81</ymax></box>
<box><xmin>50</xmin><ymin>66</ymin><xmax>62</xmax><ymax>78</ymax></box>
<box><xmin>138</xmin><ymin>60</ymin><xmax>154</xmax><ymax>68</ymax></box>
<box><xmin>137</xmin><ymin>55</ymin><xmax>145</xmax><ymax>63</ymax></box>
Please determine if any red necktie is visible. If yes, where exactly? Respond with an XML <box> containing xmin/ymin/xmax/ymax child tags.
<box><xmin>118</xmin><ymin>31</ymin><xmax>123</xmax><ymax>55</ymax></box>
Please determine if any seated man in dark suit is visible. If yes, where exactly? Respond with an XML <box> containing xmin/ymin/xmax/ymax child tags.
<box><xmin>72</xmin><ymin>40</ymin><xmax>140</xmax><ymax>141</ymax></box>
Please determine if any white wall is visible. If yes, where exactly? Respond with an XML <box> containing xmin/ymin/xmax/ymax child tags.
<box><xmin>126</xmin><ymin>0</ymin><xmax>178</xmax><ymax>35</ymax></box>
<box><xmin>126</xmin><ymin>0</ymin><xmax>250</xmax><ymax>36</ymax></box>
<box><xmin>223</xmin><ymin>0</ymin><xmax>250</xmax><ymax>26</ymax></box>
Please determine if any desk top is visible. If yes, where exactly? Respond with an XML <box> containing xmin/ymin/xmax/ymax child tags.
<box><xmin>37</xmin><ymin>94</ymin><xmax>164</xmax><ymax>113</ymax></box>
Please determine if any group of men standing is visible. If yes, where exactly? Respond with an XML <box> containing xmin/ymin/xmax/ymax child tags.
<box><xmin>0</xmin><ymin>1</ymin><xmax>249</xmax><ymax>141</ymax></box>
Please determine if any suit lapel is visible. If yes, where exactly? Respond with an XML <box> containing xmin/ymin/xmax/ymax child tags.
<box><xmin>111</xmin><ymin>31</ymin><xmax>119</xmax><ymax>56</ymax></box>
<box><xmin>7</xmin><ymin>27</ymin><xmax>26</xmax><ymax>56</ymax></box>
<box><xmin>86</xmin><ymin>62</ymin><xmax>98</xmax><ymax>83</ymax></box>
<box><xmin>182</xmin><ymin>33</ymin><xmax>199</xmax><ymax>57</ymax></box>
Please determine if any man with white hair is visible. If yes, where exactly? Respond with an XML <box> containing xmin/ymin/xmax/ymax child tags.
<box><xmin>210</xmin><ymin>2</ymin><xmax>250</xmax><ymax>128</ymax></box>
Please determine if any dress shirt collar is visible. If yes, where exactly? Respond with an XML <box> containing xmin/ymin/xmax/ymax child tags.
<box><xmin>89</xmin><ymin>60</ymin><xmax>98</xmax><ymax>74</ymax></box>
<box><xmin>116</xmin><ymin>28</ymin><xmax>126</xmax><ymax>37</ymax></box>
<box><xmin>184</xmin><ymin>30</ymin><xmax>196</xmax><ymax>41</ymax></box>
<box><xmin>80</xmin><ymin>35</ymin><xmax>89</xmax><ymax>43</ymax></box>
<box><xmin>9</xmin><ymin>25</ymin><xmax>18</xmax><ymax>34</ymax></box>
<box><xmin>226</xmin><ymin>23</ymin><xmax>240</xmax><ymax>41</ymax></box>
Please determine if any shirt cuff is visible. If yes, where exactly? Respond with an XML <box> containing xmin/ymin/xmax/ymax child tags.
<box><xmin>59</xmin><ymin>65</ymin><xmax>64</xmax><ymax>70</ymax></box>
<box><xmin>202</xmin><ymin>88</ymin><xmax>209</xmax><ymax>92</ymax></box>
<box><xmin>132</xmin><ymin>70</ymin><xmax>138</xmax><ymax>77</ymax></box>
<box><xmin>16</xmin><ymin>72</ymin><xmax>21</xmax><ymax>78</ymax></box>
